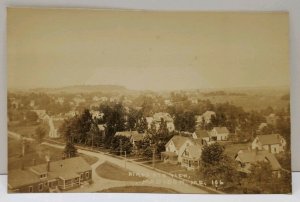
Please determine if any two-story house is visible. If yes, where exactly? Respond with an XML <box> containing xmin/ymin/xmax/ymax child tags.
<box><xmin>251</xmin><ymin>134</ymin><xmax>286</xmax><ymax>154</ymax></box>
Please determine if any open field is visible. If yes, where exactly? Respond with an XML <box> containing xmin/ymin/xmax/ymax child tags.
<box><xmin>100</xmin><ymin>186</ymin><xmax>178</xmax><ymax>193</ymax></box>
<box><xmin>96</xmin><ymin>161</ymin><xmax>146</xmax><ymax>181</ymax></box>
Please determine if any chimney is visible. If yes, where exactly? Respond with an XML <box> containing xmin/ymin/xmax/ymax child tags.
<box><xmin>46</xmin><ymin>160</ymin><xmax>50</xmax><ymax>172</ymax></box>
<box><xmin>21</xmin><ymin>139</ymin><xmax>26</xmax><ymax>157</ymax></box>
<box><xmin>45</xmin><ymin>155</ymin><xmax>50</xmax><ymax>172</ymax></box>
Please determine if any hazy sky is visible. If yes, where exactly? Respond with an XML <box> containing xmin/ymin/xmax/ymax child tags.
<box><xmin>7</xmin><ymin>8</ymin><xmax>290</xmax><ymax>91</ymax></box>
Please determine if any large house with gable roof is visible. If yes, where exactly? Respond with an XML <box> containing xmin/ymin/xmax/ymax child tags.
<box><xmin>251</xmin><ymin>134</ymin><xmax>286</xmax><ymax>154</ymax></box>
<box><xmin>161</xmin><ymin>135</ymin><xmax>202</xmax><ymax>170</ymax></box>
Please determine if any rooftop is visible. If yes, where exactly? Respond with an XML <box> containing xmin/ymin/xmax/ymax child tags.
<box><xmin>257</xmin><ymin>134</ymin><xmax>283</xmax><ymax>145</ymax></box>
<box><xmin>212</xmin><ymin>127</ymin><xmax>229</xmax><ymax>134</ymax></box>
<box><xmin>236</xmin><ymin>150</ymin><xmax>281</xmax><ymax>171</ymax></box>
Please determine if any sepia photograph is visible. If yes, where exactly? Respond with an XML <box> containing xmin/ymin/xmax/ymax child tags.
<box><xmin>7</xmin><ymin>8</ymin><xmax>291</xmax><ymax>194</ymax></box>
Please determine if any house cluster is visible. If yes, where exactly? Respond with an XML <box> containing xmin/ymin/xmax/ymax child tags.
<box><xmin>235</xmin><ymin>134</ymin><xmax>286</xmax><ymax>176</ymax></box>
<box><xmin>8</xmin><ymin>157</ymin><xmax>92</xmax><ymax>193</ymax></box>
<box><xmin>160</xmin><ymin>127</ymin><xmax>286</xmax><ymax>176</ymax></box>
<box><xmin>146</xmin><ymin>112</ymin><xmax>175</xmax><ymax>132</ymax></box>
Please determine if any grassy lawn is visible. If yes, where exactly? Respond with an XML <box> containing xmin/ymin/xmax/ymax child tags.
<box><xmin>149</xmin><ymin>161</ymin><xmax>183</xmax><ymax>173</ymax></box>
<box><xmin>8</xmin><ymin>123</ymin><xmax>41</xmax><ymax>138</ymax></box>
<box><xmin>152</xmin><ymin>161</ymin><xmax>201</xmax><ymax>181</ymax></box>
<box><xmin>8</xmin><ymin>137</ymin><xmax>97</xmax><ymax>170</ymax></box>
<box><xmin>224</xmin><ymin>142</ymin><xmax>249</xmax><ymax>158</ymax></box>
<box><xmin>8</xmin><ymin>137</ymin><xmax>64</xmax><ymax>170</ymax></box>
<box><xmin>99</xmin><ymin>186</ymin><xmax>178</xmax><ymax>193</ymax></box>
<box><xmin>96</xmin><ymin>161</ymin><xmax>146</xmax><ymax>181</ymax></box>
<box><xmin>79</xmin><ymin>154</ymin><xmax>98</xmax><ymax>165</ymax></box>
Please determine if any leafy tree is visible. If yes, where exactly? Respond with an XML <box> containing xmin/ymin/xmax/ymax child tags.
<box><xmin>201</xmin><ymin>143</ymin><xmax>225</xmax><ymax>164</ymax></box>
<box><xmin>154</xmin><ymin>118</ymin><xmax>172</xmax><ymax>154</ymax></box>
<box><xmin>137</xmin><ymin>117</ymin><xmax>148</xmax><ymax>133</ymax></box>
<box><xmin>64</xmin><ymin>141</ymin><xmax>77</xmax><ymax>158</ymax></box>
<box><xmin>139</xmin><ymin>134</ymin><xmax>153</xmax><ymax>159</ymax></box>
<box><xmin>25</xmin><ymin>111</ymin><xmax>38</xmax><ymax>123</ymax></box>
<box><xmin>174</xmin><ymin>110</ymin><xmax>196</xmax><ymax>132</ymax></box>
<box><xmin>100</xmin><ymin>103</ymin><xmax>126</xmax><ymax>147</ymax></box>
<box><xmin>200</xmin><ymin>143</ymin><xmax>240</xmax><ymax>189</ymax></box>
<box><xmin>34</xmin><ymin>125</ymin><xmax>47</xmax><ymax>143</ymax></box>
<box><xmin>110</xmin><ymin>135</ymin><xmax>133</xmax><ymax>155</ymax></box>
<box><xmin>276</xmin><ymin>116</ymin><xmax>291</xmax><ymax>149</ymax></box>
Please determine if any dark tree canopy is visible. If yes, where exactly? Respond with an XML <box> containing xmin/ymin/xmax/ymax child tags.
<box><xmin>201</xmin><ymin>143</ymin><xmax>225</xmax><ymax>164</ymax></box>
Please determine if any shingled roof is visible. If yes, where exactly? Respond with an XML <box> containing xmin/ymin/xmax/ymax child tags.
<box><xmin>167</xmin><ymin>135</ymin><xmax>190</xmax><ymax>150</ymax></box>
<box><xmin>257</xmin><ymin>134</ymin><xmax>283</xmax><ymax>145</ymax></box>
<box><xmin>115</xmin><ymin>131</ymin><xmax>139</xmax><ymax>138</ymax></box>
<box><xmin>212</xmin><ymin>127</ymin><xmax>229</xmax><ymax>134</ymax></box>
<box><xmin>30</xmin><ymin>157</ymin><xmax>91</xmax><ymax>177</ymax></box>
<box><xmin>8</xmin><ymin>157</ymin><xmax>91</xmax><ymax>189</ymax></box>
<box><xmin>236</xmin><ymin>150</ymin><xmax>281</xmax><ymax>171</ymax></box>
<box><xmin>8</xmin><ymin>169</ymin><xmax>42</xmax><ymax>189</ymax></box>
<box><xmin>184</xmin><ymin>145</ymin><xmax>202</xmax><ymax>160</ymax></box>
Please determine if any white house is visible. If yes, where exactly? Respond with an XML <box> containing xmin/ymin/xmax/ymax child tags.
<box><xmin>251</xmin><ymin>134</ymin><xmax>286</xmax><ymax>154</ymax></box>
<box><xmin>181</xmin><ymin>144</ymin><xmax>202</xmax><ymax>170</ymax></box>
<box><xmin>90</xmin><ymin>110</ymin><xmax>104</xmax><ymax>119</ymax></box>
<box><xmin>195</xmin><ymin>111</ymin><xmax>216</xmax><ymax>126</ymax></box>
<box><xmin>266</xmin><ymin>113</ymin><xmax>279</xmax><ymax>126</ymax></box>
<box><xmin>152</xmin><ymin>112</ymin><xmax>175</xmax><ymax>132</ymax></box>
<box><xmin>209</xmin><ymin>127</ymin><xmax>229</xmax><ymax>141</ymax></box>
<box><xmin>161</xmin><ymin>136</ymin><xmax>198</xmax><ymax>164</ymax></box>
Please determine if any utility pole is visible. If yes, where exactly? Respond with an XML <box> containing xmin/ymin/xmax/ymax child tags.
<box><xmin>150</xmin><ymin>140</ymin><xmax>155</xmax><ymax>169</ymax></box>
<box><xmin>124</xmin><ymin>151</ymin><xmax>127</xmax><ymax>168</ymax></box>
<box><xmin>91</xmin><ymin>132</ymin><xmax>94</xmax><ymax>151</ymax></box>
<box><xmin>119</xmin><ymin>139</ymin><xmax>123</xmax><ymax>156</ymax></box>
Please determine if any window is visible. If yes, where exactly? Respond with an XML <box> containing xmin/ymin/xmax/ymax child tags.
<box><xmin>28</xmin><ymin>186</ymin><xmax>33</xmax><ymax>193</ymax></box>
<box><xmin>85</xmin><ymin>171</ymin><xmax>90</xmax><ymax>179</ymax></box>
<box><xmin>38</xmin><ymin>183</ymin><xmax>43</xmax><ymax>191</ymax></box>
<box><xmin>80</xmin><ymin>173</ymin><xmax>84</xmax><ymax>180</ymax></box>
<box><xmin>44</xmin><ymin>182</ymin><xmax>48</xmax><ymax>187</ymax></box>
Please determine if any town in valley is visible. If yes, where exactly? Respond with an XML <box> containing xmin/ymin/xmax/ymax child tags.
<box><xmin>7</xmin><ymin>9</ymin><xmax>291</xmax><ymax>194</ymax></box>
<box><xmin>7</xmin><ymin>85</ymin><xmax>291</xmax><ymax>194</ymax></box>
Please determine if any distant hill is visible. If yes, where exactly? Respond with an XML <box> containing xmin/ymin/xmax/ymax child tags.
<box><xmin>30</xmin><ymin>85</ymin><xmax>131</xmax><ymax>94</ymax></box>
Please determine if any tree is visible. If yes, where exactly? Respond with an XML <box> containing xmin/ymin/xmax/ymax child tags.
<box><xmin>174</xmin><ymin>110</ymin><xmax>196</xmax><ymax>132</ymax></box>
<box><xmin>100</xmin><ymin>103</ymin><xmax>126</xmax><ymax>147</ymax></box>
<box><xmin>154</xmin><ymin>118</ymin><xmax>172</xmax><ymax>154</ymax></box>
<box><xmin>240</xmin><ymin>161</ymin><xmax>275</xmax><ymax>194</ymax></box>
<box><xmin>201</xmin><ymin>143</ymin><xmax>224</xmax><ymax>164</ymax></box>
<box><xmin>140</xmin><ymin>135</ymin><xmax>153</xmax><ymax>159</ymax></box>
<box><xmin>137</xmin><ymin>117</ymin><xmax>148</xmax><ymax>133</ymax></box>
<box><xmin>200</xmin><ymin>143</ymin><xmax>240</xmax><ymax>189</ymax></box>
<box><xmin>110</xmin><ymin>135</ymin><xmax>133</xmax><ymax>155</ymax></box>
<box><xmin>25</xmin><ymin>111</ymin><xmax>38</xmax><ymax>124</ymax></box>
<box><xmin>64</xmin><ymin>141</ymin><xmax>77</xmax><ymax>158</ymax></box>
<box><xmin>34</xmin><ymin>125</ymin><xmax>47</xmax><ymax>143</ymax></box>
